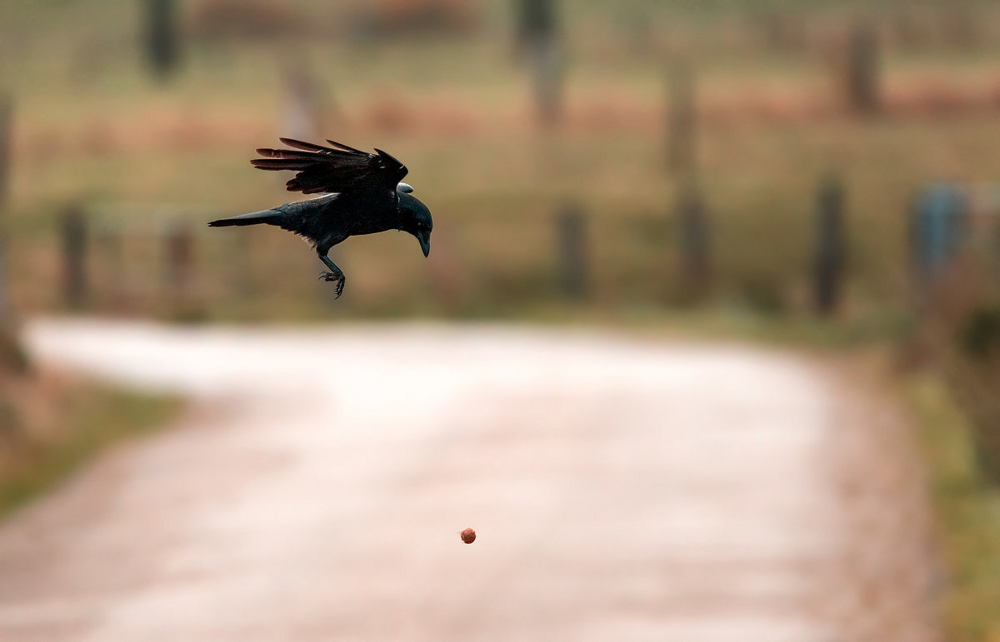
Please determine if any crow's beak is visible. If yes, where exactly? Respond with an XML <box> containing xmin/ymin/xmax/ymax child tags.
<box><xmin>417</xmin><ymin>230</ymin><xmax>431</xmax><ymax>257</ymax></box>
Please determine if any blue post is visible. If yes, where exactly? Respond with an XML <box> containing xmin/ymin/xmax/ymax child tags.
<box><xmin>910</xmin><ymin>184</ymin><xmax>968</xmax><ymax>305</ymax></box>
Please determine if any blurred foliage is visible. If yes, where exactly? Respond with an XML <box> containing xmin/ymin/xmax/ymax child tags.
<box><xmin>908</xmin><ymin>374</ymin><xmax>1000</xmax><ymax>642</ymax></box>
<box><xmin>905</xmin><ymin>249</ymin><xmax>1000</xmax><ymax>485</ymax></box>
<box><xmin>960</xmin><ymin>303</ymin><xmax>1000</xmax><ymax>360</ymax></box>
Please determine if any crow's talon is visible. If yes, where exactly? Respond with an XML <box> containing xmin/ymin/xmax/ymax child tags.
<box><xmin>319</xmin><ymin>272</ymin><xmax>346</xmax><ymax>298</ymax></box>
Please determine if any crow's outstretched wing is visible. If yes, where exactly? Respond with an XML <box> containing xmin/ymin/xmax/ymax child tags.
<box><xmin>251</xmin><ymin>138</ymin><xmax>408</xmax><ymax>196</ymax></box>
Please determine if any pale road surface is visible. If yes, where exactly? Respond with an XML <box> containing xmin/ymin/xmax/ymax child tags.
<box><xmin>1</xmin><ymin>320</ymin><xmax>941</xmax><ymax>641</ymax></box>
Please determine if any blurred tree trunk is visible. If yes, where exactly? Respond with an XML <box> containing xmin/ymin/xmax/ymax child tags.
<box><xmin>146</xmin><ymin>0</ymin><xmax>180</xmax><ymax>79</ymax></box>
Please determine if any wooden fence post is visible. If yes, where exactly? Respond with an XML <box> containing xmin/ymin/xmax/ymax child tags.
<box><xmin>98</xmin><ymin>226</ymin><xmax>128</xmax><ymax>310</ymax></box>
<box><xmin>846</xmin><ymin>20</ymin><xmax>880</xmax><ymax>114</ymax></box>
<box><xmin>515</xmin><ymin>0</ymin><xmax>562</xmax><ymax>127</ymax></box>
<box><xmin>667</xmin><ymin>58</ymin><xmax>696</xmax><ymax>174</ymax></box>
<box><xmin>814</xmin><ymin>176</ymin><xmax>845</xmax><ymax>315</ymax></box>
<box><xmin>677</xmin><ymin>181</ymin><xmax>709</xmax><ymax>296</ymax></box>
<box><xmin>146</xmin><ymin>0</ymin><xmax>179</xmax><ymax>79</ymax></box>
<box><xmin>62</xmin><ymin>205</ymin><xmax>88</xmax><ymax>309</ymax></box>
<box><xmin>427</xmin><ymin>229</ymin><xmax>463</xmax><ymax>312</ymax></box>
<box><xmin>555</xmin><ymin>203</ymin><xmax>588</xmax><ymax>300</ymax></box>
<box><xmin>165</xmin><ymin>223</ymin><xmax>192</xmax><ymax>292</ymax></box>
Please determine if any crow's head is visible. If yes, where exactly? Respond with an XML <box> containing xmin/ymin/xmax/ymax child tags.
<box><xmin>398</xmin><ymin>190</ymin><xmax>433</xmax><ymax>257</ymax></box>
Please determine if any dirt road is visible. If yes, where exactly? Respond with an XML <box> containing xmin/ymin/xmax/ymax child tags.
<box><xmin>1</xmin><ymin>320</ymin><xmax>941</xmax><ymax>641</ymax></box>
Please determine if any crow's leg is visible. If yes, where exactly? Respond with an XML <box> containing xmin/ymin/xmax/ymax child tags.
<box><xmin>317</xmin><ymin>252</ymin><xmax>346</xmax><ymax>299</ymax></box>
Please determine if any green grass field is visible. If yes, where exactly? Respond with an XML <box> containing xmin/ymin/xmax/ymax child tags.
<box><xmin>3</xmin><ymin>0</ymin><xmax>1000</xmax><ymax>322</ymax></box>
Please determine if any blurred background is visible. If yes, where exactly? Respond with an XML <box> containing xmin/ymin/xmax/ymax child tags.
<box><xmin>0</xmin><ymin>0</ymin><xmax>996</xmax><ymax>323</ymax></box>
<box><xmin>0</xmin><ymin>0</ymin><xmax>999</xmax><ymax>639</ymax></box>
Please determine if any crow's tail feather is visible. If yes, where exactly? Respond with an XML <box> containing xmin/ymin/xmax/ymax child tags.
<box><xmin>208</xmin><ymin>209</ymin><xmax>281</xmax><ymax>228</ymax></box>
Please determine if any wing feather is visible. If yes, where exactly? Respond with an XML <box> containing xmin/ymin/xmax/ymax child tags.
<box><xmin>252</xmin><ymin>138</ymin><xmax>408</xmax><ymax>196</ymax></box>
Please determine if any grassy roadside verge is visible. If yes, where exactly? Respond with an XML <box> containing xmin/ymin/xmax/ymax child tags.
<box><xmin>0</xmin><ymin>377</ymin><xmax>179</xmax><ymax>520</ymax></box>
<box><xmin>906</xmin><ymin>373</ymin><xmax>1000</xmax><ymax>641</ymax></box>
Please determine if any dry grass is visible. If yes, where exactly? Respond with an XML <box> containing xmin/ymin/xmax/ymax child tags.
<box><xmin>907</xmin><ymin>373</ymin><xmax>1000</xmax><ymax>642</ymax></box>
<box><xmin>0</xmin><ymin>359</ymin><xmax>178</xmax><ymax>519</ymax></box>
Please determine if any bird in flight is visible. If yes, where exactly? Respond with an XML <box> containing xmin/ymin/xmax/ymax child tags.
<box><xmin>208</xmin><ymin>138</ymin><xmax>433</xmax><ymax>298</ymax></box>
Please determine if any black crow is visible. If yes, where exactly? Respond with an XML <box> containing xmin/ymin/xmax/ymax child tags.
<box><xmin>208</xmin><ymin>138</ymin><xmax>433</xmax><ymax>298</ymax></box>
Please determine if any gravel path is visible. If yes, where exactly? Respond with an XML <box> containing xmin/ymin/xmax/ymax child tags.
<box><xmin>0</xmin><ymin>320</ymin><xmax>941</xmax><ymax>641</ymax></box>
